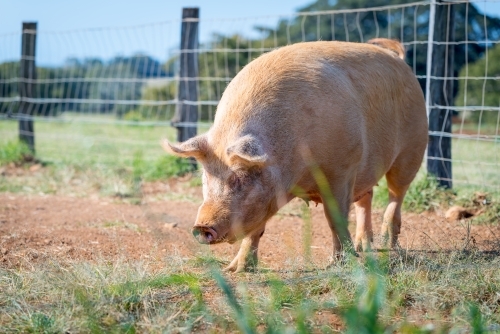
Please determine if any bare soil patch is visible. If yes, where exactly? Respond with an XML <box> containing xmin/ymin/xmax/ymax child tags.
<box><xmin>1</xmin><ymin>180</ymin><xmax>499</xmax><ymax>270</ymax></box>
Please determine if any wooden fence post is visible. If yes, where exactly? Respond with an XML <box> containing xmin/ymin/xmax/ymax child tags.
<box><xmin>173</xmin><ymin>8</ymin><xmax>199</xmax><ymax>145</ymax></box>
<box><xmin>19</xmin><ymin>22</ymin><xmax>37</xmax><ymax>153</ymax></box>
<box><xmin>427</xmin><ymin>1</ymin><xmax>455</xmax><ymax>188</ymax></box>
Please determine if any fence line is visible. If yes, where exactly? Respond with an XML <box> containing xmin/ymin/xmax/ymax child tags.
<box><xmin>2</xmin><ymin>73</ymin><xmax>500</xmax><ymax>86</ymax></box>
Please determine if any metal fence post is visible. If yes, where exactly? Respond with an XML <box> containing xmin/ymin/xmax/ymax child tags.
<box><xmin>173</xmin><ymin>8</ymin><xmax>199</xmax><ymax>145</ymax></box>
<box><xmin>426</xmin><ymin>1</ymin><xmax>455</xmax><ymax>188</ymax></box>
<box><xmin>19</xmin><ymin>22</ymin><xmax>37</xmax><ymax>153</ymax></box>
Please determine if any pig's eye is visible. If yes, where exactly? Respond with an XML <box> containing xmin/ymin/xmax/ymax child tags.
<box><xmin>228</xmin><ymin>173</ymin><xmax>247</xmax><ymax>190</ymax></box>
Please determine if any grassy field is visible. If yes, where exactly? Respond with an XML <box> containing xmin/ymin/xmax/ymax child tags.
<box><xmin>453</xmin><ymin>138</ymin><xmax>500</xmax><ymax>190</ymax></box>
<box><xmin>1</xmin><ymin>116</ymin><xmax>499</xmax><ymax>199</ymax></box>
<box><xmin>0</xmin><ymin>117</ymin><xmax>196</xmax><ymax>198</ymax></box>
<box><xmin>0</xmin><ymin>118</ymin><xmax>178</xmax><ymax>166</ymax></box>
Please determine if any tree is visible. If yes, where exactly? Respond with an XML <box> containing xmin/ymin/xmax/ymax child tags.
<box><xmin>0</xmin><ymin>54</ymin><xmax>169</xmax><ymax>118</ymax></box>
<box><xmin>84</xmin><ymin>54</ymin><xmax>167</xmax><ymax>117</ymax></box>
<box><xmin>455</xmin><ymin>43</ymin><xmax>500</xmax><ymax>125</ymax></box>
<box><xmin>0</xmin><ymin>62</ymin><xmax>20</xmax><ymax>115</ymax></box>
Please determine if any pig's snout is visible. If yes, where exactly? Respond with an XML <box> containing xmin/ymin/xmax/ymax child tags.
<box><xmin>192</xmin><ymin>226</ymin><xmax>218</xmax><ymax>244</ymax></box>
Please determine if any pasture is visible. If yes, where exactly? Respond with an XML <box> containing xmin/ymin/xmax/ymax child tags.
<box><xmin>1</xmin><ymin>119</ymin><xmax>499</xmax><ymax>333</ymax></box>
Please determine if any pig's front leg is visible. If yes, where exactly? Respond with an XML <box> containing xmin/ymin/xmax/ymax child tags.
<box><xmin>224</xmin><ymin>229</ymin><xmax>264</xmax><ymax>273</ymax></box>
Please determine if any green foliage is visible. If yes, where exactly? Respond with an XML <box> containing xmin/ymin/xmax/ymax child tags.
<box><xmin>134</xmin><ymin>82</ymin><xmax>177</xmax><ymax>121</ymax></box>
<box><xmin>0</xmin><ymin>61</ymin><xmax>20</xmax><ymax>114</ymax></box>
<box><xmin>301</xmin><ymin>201</ymin><xmax>313</xmax><ymax>265</ymax></box>
<box><xmin>0</xmin><ymin>140</ymin><xmax>33</xmax><ymax>166</ymax></box>
<box><xmin>108</xmin><ymin>273</ymin><xmax>203</xmax><ymax>305</ymax></box>
<box><xmin>30</xmin><ymin>313</ymin><xmax>56</xmax><ymax>334</ymax></box>
<box><xmin>69</xmin><ymin>271</ymin><xmax>204</xmax><ymax>332</ymax></box>
<box><xmin>132</xmin><ymin>151</ymin><xmax>194</xmax><ymax>182</ymax></box>
<box><xmin>122</xmin><ymin>111</ymin><xmax>144</xmax><ymax>122</ymax></box>
<box><xmin>456</xmin><ymin>43</ymin><xmax>500</xmax><ymax>125</ymax></box>
<box><xmin>190</xmin><ymin>253</ymin><xmax>227</xmax><ymax>268</ymax></box>
<box><xmin>372</xmin><ymin>177</ymin><xmax>390</xmax><ymax>209</ymax></box>
<box><xmin>468</xmin><ymin>303</ymin><xmax>486</xmax><ymax>334</ymax></box>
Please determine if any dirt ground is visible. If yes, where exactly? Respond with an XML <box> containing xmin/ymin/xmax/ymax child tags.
<box><xmin>1</xmin><ymin>179</ymin><xmax>499</xmax><ymax>270</ymax></box>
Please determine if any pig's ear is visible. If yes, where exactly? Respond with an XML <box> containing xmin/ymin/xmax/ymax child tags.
<box><xmin>161</xmin><ymin>135</ymin><xmax>208</xmax><ymax>160</ymax></box>
<box><xmin>226</xmin><ymin>135</ymin><xmax>268</xmax><ymax>168</ymax></box>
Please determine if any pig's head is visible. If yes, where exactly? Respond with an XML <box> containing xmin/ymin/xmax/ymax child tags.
<box><xmin>162</xmin><ymin>134</ymin><xmax>279</xmax><ymax>245</ymax></box>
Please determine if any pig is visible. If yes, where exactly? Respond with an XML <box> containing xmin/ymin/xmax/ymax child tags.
<box><xmin>163</xmin><ymin>38</ymin><xmax>428</xmax><ymax>273</ymax></box>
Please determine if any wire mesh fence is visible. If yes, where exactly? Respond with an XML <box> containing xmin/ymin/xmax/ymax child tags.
<box><xmin>0</xmin><ymin>0</ymin><xmax>499</xmax><ymax>190</ymax></box>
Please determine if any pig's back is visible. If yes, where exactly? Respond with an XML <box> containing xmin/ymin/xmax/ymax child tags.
<box><xmin>212</xmin><ymin>41</ymin><xmax>427</xmax><ymax>190</ymax></box>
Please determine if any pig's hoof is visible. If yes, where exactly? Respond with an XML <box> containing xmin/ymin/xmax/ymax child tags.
<box><xmin>224</xmin><ymin>264</ymin><xmax>248</xmax><ymax>273</ymax></box>
<box><xmin>223</xmin><ymin>260</ymin><xmax>239</xmax><ymax>273</ymax></box>
<box><xmin>224</xmin><ymin>257</ymin><xmax>257</xmax><ymax>273</ymax></box>
<box><xmin>224</xmin><ymin>263</ymin><xmax>243</xmax><ymax>273</ymax></box>
<box><xmin>354</xmin><ymin>237</ymin><xmax>373</xmax><ymax>252</ymax></box>
<box><xmin>224</xmin><ymin>258</ymin><xmax>246</xmax><ymax>273</ymax></box>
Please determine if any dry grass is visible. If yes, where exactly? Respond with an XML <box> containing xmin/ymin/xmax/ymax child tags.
<box><xmin>1</xmin><ymin>234</ymin><xmax>499</xmax><ymax>333</ymax></box>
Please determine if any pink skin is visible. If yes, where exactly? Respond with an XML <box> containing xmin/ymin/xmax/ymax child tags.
<box><xmin>162</xmin><ymin>39</ymin><xmax>428</xmax><ymax>273</ymax></box>
<box><xmin>189</xmin><ymin>154</ymin><xmax>279</xmax><ymax>245</ymax></box>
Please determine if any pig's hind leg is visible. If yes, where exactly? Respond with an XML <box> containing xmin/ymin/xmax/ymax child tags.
<box><xmin>381</xmin><ymin>164</ymin><xmax>415</xmax><ymax>248</ymax></box>
<box><xmin>224</xmin><ymin>229</ymin><xmax>264</xmax><ymax>273</ymax></box>
<box><xmin>354</xmin><ymin>189</ymin><xmax>374</xmax><ymax>252</ymax></box>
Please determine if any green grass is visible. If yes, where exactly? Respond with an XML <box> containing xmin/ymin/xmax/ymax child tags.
<box><xmin>132</xmin><ymin>151</ymin><xmax>194</xmax><ymax>182</ymax></box>
<box><xmin>0</xmin><ymin>140</ymin><xmax>33</xmax><ymax>165</ymax></box>
<box><xmin>453</xmin><ymin>138</ymin><xmax>500</xmax><ymax>191</ymax></box>
<box><xmin>0</xmin><ymin>118</ymin><xmax>178</xmax><ymax>166</ymax></box>
<box><xmin>452</xmin><ymin>122</ymin><xmax>499</xmax><ymax>136</ymax></box>
<box><xmin>1</xmin><ymin>251</ymin><xmax>499</xmax><ymax>333</ymax></box>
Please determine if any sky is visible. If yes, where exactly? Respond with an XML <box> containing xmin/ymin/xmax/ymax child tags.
<box><xmin>1</xmin><ymin>0</ymin><xmax>500</xmax><ymax>65</ymax></box>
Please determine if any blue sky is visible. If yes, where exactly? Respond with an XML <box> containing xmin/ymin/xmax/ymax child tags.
<box><xmin>2</xmin><ymin>0</ymin><xmax>500</xmax><ymax>65</ymax></box>
<box><xmin>3</xmin><ymin>0</ymin><xmax>309</xmax><ymax>35</ymax></box>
